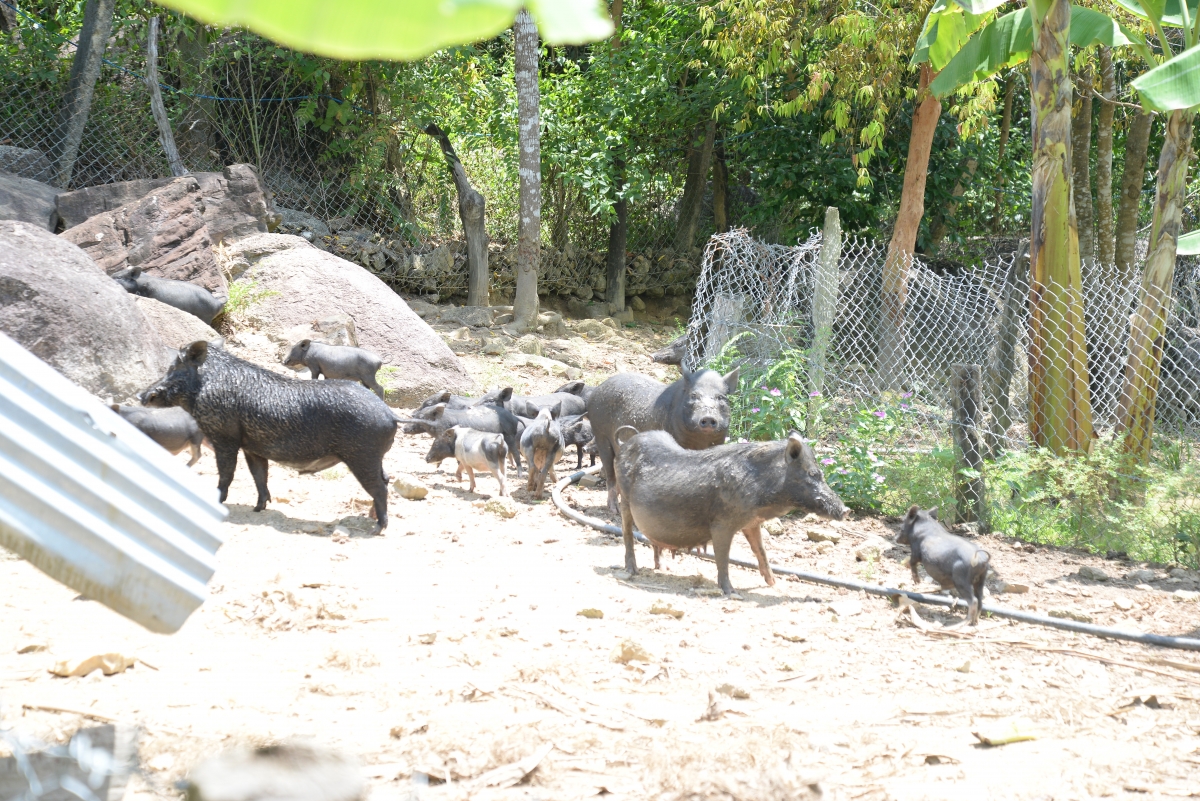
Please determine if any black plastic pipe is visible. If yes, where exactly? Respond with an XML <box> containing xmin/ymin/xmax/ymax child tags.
<box><xmin>551</xmin><ymin>469</ymin><xmax>1200</xmax><ymax>652</ymax></box>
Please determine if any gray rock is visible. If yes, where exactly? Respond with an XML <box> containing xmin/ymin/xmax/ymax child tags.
<box><xmin>1169</xmin><ymin>567</ymin><xmax>1198</xmax><ymax>580</ymax></box>
<box><xmin>216</xmin><ymin>233</ymin><xmax>304</xmax><ymax>280</ymax></box>
<box><xmin>56</xmin><ymin>176</ymin><xmax>174</xmax><ymax>230</ymax></box>
<box><xmin>1126</xmin><ymin>568</ymin><xmax>1157</xmax><ymax>584</ymax></box>
<box><xmin>392</xmin><ymin>474</ymin><xmax>428</xmax><ymax>500</ymax></box>
<box><xmin>1078</xmin><ymin>565</ymin><xmax>1110</xmax><ymax>582</ymax></box>
<box><xmin>855</xmin><ymin>537</ymin><xmax>888</xmax><ymax>562</ymax></box>
<box><xmin>408</xmin><ymin>299</ymin><xmax>438</xmax><ymax>319</ymax></box>
<box><xmin>806</xmin><ymin>528</ymin><xmax>841</xmax><ymax>544</ymax></box>
<box><xmin>312</xmin><ymin>313</ymin><xmax>358</xmax><ymax>347</ymax></box>
<box><xmin>60</xmin><ymin>175</ymin><xmax>227</xmax><ymax>301</ymax></box>
<box><xmin>630</xmin><ymin>295</ymin><xmax>646</xmax><ymax>312</ymax></box>
<box><xmin>482</xmin><ymin>340</ymin><xmax>506</xmax><ymax>356</ymax></box>
<box><xmin>276</xmin><ymin>207</ymin><xmax>331</xmax><ymax>239</ymax></box>
<box><xmin>440</xmin><ymin>305</ymin><xmax>493</xmax><ymax>327</ymax></box>
<box><xmin>230</xmin><ymin>235</ymin><xmax>472</xmax><ymax>404</ymax></box>
<box><xmin>517</xmin><ymin>335</ymin><xmax>543</xmax><ymax>356</ymax></box>
<box><xmin>194</xmin><ymin>164</ymin><xmax>277</xmax><ymax>243</ymax></box>
<box><xmin>184</xmin><ymin>743</ymin><xmax>364</xmax><ymax>801</ymax></box>
<box><xmin>0</xmin><ymin>221</ymin><xmax>168</xmax><ymax>401</ymax></box>
<box><xmin>0</xmin><ymin>172</ymin><xmax>59</xmax><ymax>231</ymax></box>
<box><xmin>134</xmin><ymin>296</ymin><xmax>221</xmax><ymax>349</ymax></box>
<box><xmin>612</xmin><ymin>309</ymin><xmax>635</xmax><ymax>324</ymax></box>
<box><xmin>0</xmin><ymin>147</ymin><xmax>53</xmax><ymax>183</ymax></box>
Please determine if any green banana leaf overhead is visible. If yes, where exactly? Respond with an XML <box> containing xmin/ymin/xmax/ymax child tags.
<box><xmin>151</xmin><ymin>0</ymin><xmax>613</xmax><ymax>60</ymax></box>
<box><xmin>1178</xmin><ymin>230</ymin><xmax>1200</xmax><ymax>256</ymax></box>
<box><xmin>928</xmin><ymin>5</ymin><xmax>1134</xmax><ymax>97</ymax></box>
<box><xmin>1132</xmin><ymin>45</ymin><xmax>1200</xmax><ymax>110</ymax></box>
<box><xmin>1112</xmin><ymin>0</ymin><xmax>1200</xmax><ymax>28</ymax></box>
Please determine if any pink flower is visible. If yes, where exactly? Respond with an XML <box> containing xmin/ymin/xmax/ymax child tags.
<box><xmin>770</xmin><ymin>388</ymin><xmax>782</xmax><ymax>397</ymax></box>
<box><xmin>751</xmin><ymin>407</ymin><xmax>760</xmax><ymax>413</ymax></box>
<box><xmin>821</xmin><ymin>457</ymin><xmax>835</xmax><ymax>465</ymax></box>
<box><xmin>873</xmin><ymin>410</ymin><xmax>887</xmax><ymax>419</ymax></box>
<box><xmin>810</xmin><ymin>391</ymin><xmax>822</xmax><ymax>398</ymax></box>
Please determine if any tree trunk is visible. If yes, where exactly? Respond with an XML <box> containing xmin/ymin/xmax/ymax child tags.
<box><xmin>712</xmin><ymin>136</ymin><xmax>729</xmax><ymax>234</ymax></box>
<box><xmin>513</xmin><ymin>8</ymin><xmax>541</xmax><ymax>330</ymax></box>
<box><xmin>145</xmin><ymin>17</ymin><xmax>187</xmax><ymax>177</ymax></box>
<box><xmin>1095</xmin><ymin>47</ymin><xmax>1116</xmax><ymax>274</ymax></box>
<box><xmin>177</xmin><ymin>22</ymin><xmax>215</xmax><ymax>167</ymax></box>
<box><xmin>50</xmin><ymin>0</ymin><xmax>116</xmax><ymax>188</ymax></box>
<box><xmin>992</xmin><ymin>74</ymin><xmax>1016</xmax><ymax>233</ymax></box>
<box><xmin>928</xmin><ymin>158</ymin><xmax>978</xmax><ymax>248</ymax></box>
<box><xmin>1027</xmin><ymin>0</ymin><xmax>1093</xmax><ymax>455</ymax></box>
<box><xmin>1114</xmin><ymin>110</ymin><xmax>1152</xmax><ymax>286</ymax></box>
<box><xmin>1071</xmin><ymin>65</ymin><xmax>1095</xmax><ymax>264</ymax></box>
<box><xmin>880</xmin><ymin>63</ymin><xmax>941</xmax><ymax>389</ymax></box>
<box><xmin>424</xmin><ymin>124</ymin><xmax>489</xmax><ymax>307</ymax></box>
<box><xmin>605</xmin><ymin>157</ymin><xmax>628</xmax><ymax>313</ymax></box>
<box><xmin>673</xmin><ymin>119</ymin><xmax>716</xmax><ymax>254</ymax></box>
<box><xmin>1117</xmin><ymin>109</ymin><xmax>1195</xmax><ymax>462</ymax></box>
<box><xmin>0</xmin><ymin>2</ymin><xmax>16</xmax><ymax>33</ymax></box>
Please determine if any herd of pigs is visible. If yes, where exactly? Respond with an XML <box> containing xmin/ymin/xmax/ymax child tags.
<box><xmin>106</xmin><ymin>268</ymin><xmax>992</xmax><ymax>622</ymax></box>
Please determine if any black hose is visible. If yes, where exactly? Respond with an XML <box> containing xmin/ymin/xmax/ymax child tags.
<box><xmin>551</xmin><ymin>469</ymin><xmax>1200</xmax><ymax>652</ymax></box>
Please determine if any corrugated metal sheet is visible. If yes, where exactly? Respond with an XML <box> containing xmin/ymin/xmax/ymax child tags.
<box><xmin>0</xmin><ymin>331</ymin><xmax>226</xmax><ymax>634</ymax></box>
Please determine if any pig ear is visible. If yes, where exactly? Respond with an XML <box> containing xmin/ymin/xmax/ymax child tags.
<box><xmin>723</xmin><ymin>366</ymin><xmax>741</xmax><ymax>393</ymax></box>
<box><xmin>182</xmin><ymin>340</ymin><xmax>209</xmax><ymax>366</ymax></box>
<box><xmin>429</xmin><ymin>403</ymin><xmax>447</xmax><ymax>420</ymax></box>
<box><xmin>929</xmin><ymin>507</ymin><xmax>939</xmax><ymax>520</ymax></box>
<box><xmin>496</xmin><ymin>387</ymin><xmax>514</xmax><ymax>403</ymax></box>
<box><xmin>298</xmin><ymin>338</ymin><xmax>311</xmax><ymax>348</ymax></box>
<box><xmin>905</xmin><ymin>505</ymin><xmax>919</xmax><ymax>521</ymax></box>
<box><xmin>784</xmin><ymin>433</ymin><xmax>805</xmax><ymax>465</ymax></box>
<box><xmin>110</xmin><ymin>404</ymin><xmax>120</xmax><ymax>412</ymax></box>
<box><xmin>129</xmin><ymin>266</ymin><xmax>143</xmax><ymax>278</ymax></box>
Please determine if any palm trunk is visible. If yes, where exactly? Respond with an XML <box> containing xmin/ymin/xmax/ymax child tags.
<box><xmin>880</xmin><ymin>63</ymin><xmax>941</xmax><ymax>389</ymax></box>
<box><xmin>1117</xmin><ymin>109</ymin><xmax>1195</xmax><ymax>461</ymax></box>
<box><xmin>1071</xmin><ymin>66</ymin><xmax>1095</xmax><ymax>264</ymax></box>
<box><xmin>992</xmin><ymin>74</ymin><xmax>1016</xmax><ymax>234</ymax></box>
<box><xmin>1027</xmin><ymin>0</ymin><xmax>1093</xmax><ymax>455</ymax></box>
<box><xmin>513</xmin><ymin>9</ymin><xmax>541</xmax><ymax>331</ymax></box>
<box><xmin>1114</xmin><ymin>110</ymin><xmax>1152</xmax><ymax>286</ymax></box>
<box><xmin>1095</xmin><ymin>47</ymin><xmax>1116</xmax><ymax>274</ymax></box>
<box><xmin>673</xmin><ymin>119</ymin><xmax>716</xmax><ymax>254</ymax></box>
<box><xmin>424</xmin><ymin>124</ymin><xmax>489</xmax><ymax>307</ymax></box>
<box><xmin>50</xmin><ymin>0</ymin><xmax>116</xmax><ymax>187</ymax></box>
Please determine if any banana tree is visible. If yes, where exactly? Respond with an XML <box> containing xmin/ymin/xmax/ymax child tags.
<box><xmin>927</xmin><ymin>0</ymin><xmax>1132</xmax><ymax>453</ymax></box>
<box><xmin>1112</xmin><ymin>0</ymin><xmax>1200</xmax><ymax>462</ymax></box>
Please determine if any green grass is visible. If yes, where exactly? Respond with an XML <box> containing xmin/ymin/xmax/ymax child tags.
<box><xmin>224</xmin><ymin>278</ymin><xmax>280</xmax><ymax>324</ymax></box>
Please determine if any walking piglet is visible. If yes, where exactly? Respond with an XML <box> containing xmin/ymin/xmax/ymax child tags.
<box><xmin>425</xmin><ymin>426</ymin><xmax>508</xmax><ymax>496</ymax></box>
<box><xmin>283</xmin><ymin>339</ymin><xmax>385</xmax><ymax>400</ymax></box>
<box><xmin>520</xmin><ymin>406</ymin><xmax>564</xmax><ymax>499</ymax></box>
<box><xmin>897</xmin><ymin>505</ymin><xmax>990</xmax><ymax>625</ymax></box>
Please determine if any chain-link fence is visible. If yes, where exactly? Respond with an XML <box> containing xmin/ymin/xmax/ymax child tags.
<box><xmin>685</xmin><ymin>228</ymin><xmax>1200</xmax><ymax>565</ymax></box>
<box><xmin>0</xmin><ymin>2</ymin><xmax>709</xmax><ymax>304</ymax></box>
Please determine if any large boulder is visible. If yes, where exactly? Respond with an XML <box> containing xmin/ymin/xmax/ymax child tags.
<box><xmin>0</xmin><ymin>147</ymin><xmax>53</xmax><ymax>183</ymax></box>
<box><xmin>0</xmin><ymin>221</ymin><xmax>169</xmax><ymax>401</ymax></box>
<box><xmin>227</xmin><ymin>233</ymin><xmax>473</xmax><ymax>404</ymax></box>
<box><xmin>60</xmin><ymin>175</ymin><xmax>227</xmax><ymax>301</ymax></box>
<box><xmin>56</xmin><ymin>176</ymin><xmax>175</xmax><ymax>230</ymax></box>
<box><xmin>134</xmin><ymin>296</ymin><xmax>221</xmax><ymax>349</ymax></box>
<box><xmin>195</xmin><ymin>164</ymin><xmax>278</xmax><ymax>243</ymax></box>
<box><xmin>0</xmin><ymin>172</ymin><xmax>59</xmax><ymax>231</ymax></box>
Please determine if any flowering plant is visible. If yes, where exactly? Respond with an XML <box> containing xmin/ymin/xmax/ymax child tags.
<box><xmin>823</xmin><ymin>395</ymin><xmax>911</xmax><ymax>512</ymax></box>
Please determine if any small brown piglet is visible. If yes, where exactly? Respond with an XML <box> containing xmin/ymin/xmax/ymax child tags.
<box><xmin>897</xmin><ymin>505</ymin><xmax>990</xmax><ymax>625</ymax></box>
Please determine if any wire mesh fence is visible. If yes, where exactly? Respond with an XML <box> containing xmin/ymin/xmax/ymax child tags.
<box><xmin>0</xmin><ymin>2</ymin><xmax>708</xmax><ymax>304</ymax></box>
<box><xmin>685</xmin><ymin>228</ymin><xmax>1200</xmax><ymax>565</ymax></box>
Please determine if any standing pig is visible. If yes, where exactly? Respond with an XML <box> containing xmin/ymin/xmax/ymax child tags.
<box><xmin>401</xmin><ymin>403</ymin><xmax>523</xmax><ymax>475</ymax></box>
<box><xmin>424</xmin><ymin>426</ymin><xmax>508</xmax><ymax>496</ymax></box>
<box><xmin>140</xmin><ymin>341</ymin><xmax>398</xmax><ymax>533</ymax></box>
<box><xmin>477</xmin><ymin>386</ymin><xmax>586</xmax><ymax>418</ymax></box>
<box><xmin>283</xmin><ymin>339</ymin><xmax>386</xmax><ymax>400</ymax></box>
<box><xmin>559</xmin><ymin>413</ymin><xmax>595</xmax><ymax>469</ymax></box>
<box><xmin>520</xmin><ymin>406</ymin><xmax>565</xmax><ymax>499</ymax></box>
<box><xmin>616</xmin><ymin>430</ymin><xmax>846</xmax><ymax>596</ymax></box>
<box><xmin>112</xmin><ymin>266</ymin><xmax>225</xmax><ymax>324</ymax></box>
<box><xmin>110</xmin><ymin>404</ymin><xmax>205</xmax><ymax>466</ymax></box>
<box><xmin>897</xmin><ymin>506</ymin><xmax>990</xmax><ymax>625</ymax></box>
<box><xmin>553</xmin><ymin>380</ymin><xmax>595</xmax><ymax>405</ymax></box>
<box><xmin>590</xmin><ymin>367</ymin><xmax>739</xmax><ymax>513</ymax></box>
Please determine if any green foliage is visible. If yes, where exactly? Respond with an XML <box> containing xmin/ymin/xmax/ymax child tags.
<box><xmin>152</xmin><ymin>0</ymin><xmax>612</xmax><ymax>60</ymax></box>
<box><xmin>1131</xmin><ymin>45</ymin><xmax>1200</xmax><ymax>111</ymax></box>
<box><xmin>823</xmin><ymin>396</ymin><xmax>915</xmax><ymax>513</ymax></box>
<box><xmin>223</xmin><ymin>278</ymin><xmax>278</xmax><ymax>324</ymax></box>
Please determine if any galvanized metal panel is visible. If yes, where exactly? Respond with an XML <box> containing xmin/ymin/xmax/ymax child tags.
<box><xmin>0</xmin><ymin>331</ymin><xmax>225</xmax><ymax>634</ymax></box>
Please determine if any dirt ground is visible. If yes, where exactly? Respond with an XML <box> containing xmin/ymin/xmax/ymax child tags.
<box><xmin>3</xmin><ymin>311</ymin><xmax>1200</xmax><ymax>800</ymax></box>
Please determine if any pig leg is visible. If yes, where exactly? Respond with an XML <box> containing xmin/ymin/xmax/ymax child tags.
<box><xmin>346</xmin><ymin>458</ymin><xmax>389</xmax><ymax>535</ymax></box>
<box><xmin>244</xmin><ymin>452</ymin><xmax>272</xmax><ymax>511</ymax></box>
<box><xmin>365</xmin><ymin>375</ymin><xmax>385</xmax><ymax>400</ymax></box>
<box><xmin>575</xmin><ymin>445</ymin><xmax>584</xmax><ymax>470</ymax></box>
<box><xmin>741</xmin><ymin>524</ymin><xmax>776</xmax><ymax>586</ymax></box>
<box><xmin>652</xmin><ymin>544</ymin><xmax>662</xmax><ymax>570</ymax></box>
<box><xmin>186</xmin><ymin>435</ymin><xmax>203</xmax><ymax>467</ymax></box>
<box><xmin>619</xmin><ymin>498</ymin><xmax>638</xmax><ymax>577</ymax></box>
<box><xmin>598</xmin><ymin>439</ymin><xmax>619</xmax><ymax>514</ymax></box>
<box><xmin>214</xmin><ymin>442</ymin><xmax>240</xmax><ymax>504</ymax></box>
<box><xmin>908</xmin><ymin>543</ymin><xmax>924</xmax><ymax>586</ymax></box>
<box><xmin>309</xmin><ymin>363</ymin><xmax>324</xmax><ymax>380</ymax></box>
<box><xmin>465</xmin><ymin>465</ymin><xmax>477</xmax><ymax>493</ymax></box>
<box><xmin>495</xmin><ymin>464</ymin><xmax>507</xmax><ymax>497</ymax></box>
<box><xmin>710</xmin><ymin>528</ymin><xmax>737</xmax><ymax>596</ymax></box>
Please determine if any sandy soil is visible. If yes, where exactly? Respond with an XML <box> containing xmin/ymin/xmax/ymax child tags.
<box><xmin>2</xmin><ymin>314</ymin><xmax>1200</xmax><ymax>800</ymax></box>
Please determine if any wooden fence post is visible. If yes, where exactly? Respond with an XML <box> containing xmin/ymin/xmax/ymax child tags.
<box><xmin>952</xmin><ymin>363</ymin><xmax>988</xmax><ymax>529</ymax></box>
<box><xmin>986</xmin><ymin>240</ymin><xmax>1029</xmax><ymax>458</ymax></box>
<box><xmin>808</xmin><ymin>207</ymin><xmax>841</xmax><ymax>435</ymax></box>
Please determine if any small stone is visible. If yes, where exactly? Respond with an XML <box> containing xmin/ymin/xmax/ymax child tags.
<box><xmin>501</xmin><ymin>322</ymin><xmax>524</xmax><ymax>337</ymax></box>
<box><xmin>611</xmin><ymin>639</ymin><xmax>653</xmax><ymax>664</ymax></box>
<box><xmin>601</xmin><ymin>317</ymin><xmax>619</xmax><ymax>330</ymax></box>
<box><xmin>1126</xmin><ymin>568</ymin><xmax>1157</xmax><ymax>583</ymax></box>
<box><xmin>1174</xmin><ymin>590</ymin><xmax>1200</xmax><ymax>602</ymax></box>
<box><xmin>827</xmin><ymin>599</ymin><xmax>863</xmax><ymax>618</ymax></box>
<box><xmin>1135</xmin><ymin>583</ymin><xmax>1155</xmax><ymax>592</ymax></box>
<box><xmin>998</xmin><ymin>581</ymin><xmax>1030</xmax><ymax>594</ymax></box>
<box><xmin>955</xmin><ymin>661</ymin><xmax>971</xmax><ymax>673</ymax></box>
<box><xmin>1113</xmin><ymin>597</ymin><xmax>1134</xmax><ymax>611</ymax></box>
<box><xmin>807</xmin><ymin>528</ymin><xmax>841</xmax><ymax>544</ymax></box>
<box><xmin>855</xmin><ymin>537</ymin><xmax>888</xmax><ymax>562</ymax></box>
<box><xmin>815</xmin><ymin>542</ymin><xmax>835</xmax><ymax>554</ymax></box>
<box><xmin>577</xmin><ymin>608</ymin><xmax>604</xmax><ymax>619</ymax></box>
<box><xmin>16</xmin><ymin>640</ymin><xmax>47</xmax><ymax>654</ymax></box>
<box><xmin>578</xmin><ymin>474</ymin><xmax>602</xmax><ymax>489</ymax></box>
<box><xmin>649</xmin><ymin>603</ymin><xmax>684</xmax><ymax>619</ymax></box>
<box><xmin>494</xmin><ymin>312</ymin><xmax>514</xmax><ymax>326</ymax></box>
<box><xmin>516</xmin><ymin>335</ymin><xmax>543</xmax><ymax>356</ymax></box>
<box><xmin>1078</xmin><ymin>565</ymin><xmax>1110</xmax><ymax>582</ymax></box>
<box><xmin>614</xmin><ymin>570</ymin><xmax>632</xmax><ymax>581</ymax></box>
<box><xmin>448</xmin><ymin>326</ymin><xmax>472</xmax><ymax>341</ymax></box>
<box><xmin>417</xmin><ymin>632</ymin><xmax>437</xmax><ymax>644</ymax></box>
<box><xmin>482</xmin><ymin>340</ymin><xmax>506</xmax><ymax>356</ymax></box>
<box><xmin>630</xmin><ymin>295</ymin><xmax>646</xmax><ymax>311</ymax></box>
<box><xmin>484</xmin><ymin>497</ymin><xmax>518</xmax><ymax>519</ymax></box>
<box><xmin>762</xmin><ymin>518</ymin><xmax>784</xmax><ymax>536</ymax></box>
<box><xmin>1169</xmin><ymin>568</ymin><xmax>1197</xmax><ymax>580</ymax></box>
<box><xmin>714</xmin><ymin>683</ymin><xmax>750</xmax><ymax>699</ymax></box>
<box><xmin>392</xmin><ymin>474</ymin><xmax>428</xmax><ymax>500</ymax></box>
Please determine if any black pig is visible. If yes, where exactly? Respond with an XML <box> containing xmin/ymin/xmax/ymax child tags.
<box><xmin>897</xmin><ymin>506</ymin><xmax>990</xmax><ymax>625</ymax></box>
<box><xmin>616</xmin><ymin>430</ymin><xmax>846</xmax><ymax>596</ymax></box>
<box><xmin>590</xmin><ymin>367</ymin><xmax>739</xmax><ymax>513</ymax></box>
<box><xmin>140</xmin><ymin>341</ymin><xmax>398</xmax><ymax>533</ymax></box>
<box><xmin>112</xmin><ymin>266</ymin><xmax>225</xmax><ymax>324</ymax></box>
<box><xmin>559</xmin><ymin>413</ymin><xmax>595</xmax><ymax>469</ymax></box>
<box><xmin>520</xmin><ymin>406</ymin><xmax>564</xmax><ymax>499</ymax></box>
<box><xmin>401</xmin><ymin>402</ymin><xmax>522</xmax><ymax>475</ymax></box>
<box><xmin>110</xmin><ymin>404</ymin><xmax>205</xmax><ymax>466</ymax></box>
<box><xmin>283</xmin><ymin>339</ymin><xmax>385</xmax><ymax>400</ymax></box>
